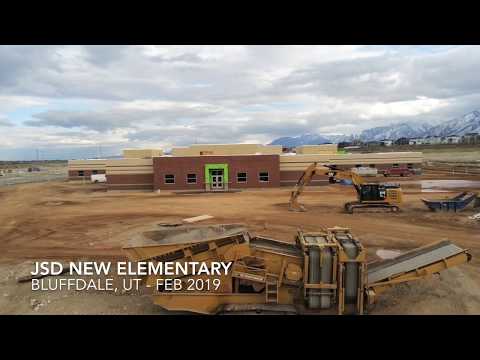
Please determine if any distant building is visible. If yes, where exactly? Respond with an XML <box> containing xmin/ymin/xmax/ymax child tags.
<box><xmin>441</xmin><ymin>135</ymin><xmax>461</xmax><ymax>144</ymax></box>
<box><xmin>462</xmin><ymin>132</ymin><xmax>479</xmax><ymax>145</ymax></box>
<box><xmin>409</xmin><ymin>138</ymin><xmax>425</xmax><ymax>145</ymax></box>
<box><xmin>424</xmin><ymin>136</ymin><xmax>442</xmax><ymax>145</ymax></box>
<box><xmin>380</xmin><ymin>140</ymin><xmax>393</xmax><ymax>147</ymax></box>
<box><xmin>395</xmin><ymin>137</ymin><xmax>409</xmax><ymax>146</ymax></box>
<box><xmin>338</xmin><ymin>141</ymin><xmax>353</xmax><ymax>148</ymax></box>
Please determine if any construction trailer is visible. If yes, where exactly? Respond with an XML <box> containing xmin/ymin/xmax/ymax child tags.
<box><xmin>122</xmin><ymin>224</ymin><xmax>471</xmax><ymax>315</ymax></box>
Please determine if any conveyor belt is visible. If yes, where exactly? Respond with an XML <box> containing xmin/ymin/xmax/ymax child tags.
<box><xmin>126</xmin><ymin>223</ymin><xmax>247</xmax><ymax>248</ymax></box>
<box><xmin>251</xmin><ymin>236</ymin><xmax>303</xmax><ymax>257</ymax></box>
<box><xmin>367</xmin><ymin>240</ymin><xmax>466</xmax><ymax>284</ymax></box>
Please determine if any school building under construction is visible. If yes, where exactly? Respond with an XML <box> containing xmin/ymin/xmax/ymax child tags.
<box><xmin>67</xmin><ymin>144</ymin><xmax>423</xmax><ymax>191</ymax></box>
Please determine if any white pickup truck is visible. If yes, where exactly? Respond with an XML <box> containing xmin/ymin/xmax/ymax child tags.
<box><xmin>91</xmin><ymin>174</ymin><xmax>107</xmax><ymax>183</ymax></box>
<box><xmin>351</xmin><ymin>166</ymin><xmax>378</xmax><ymax>177</ymax></box>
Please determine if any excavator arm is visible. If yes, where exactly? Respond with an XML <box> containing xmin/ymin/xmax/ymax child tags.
<box><xmin>289</xmin><ymin>164</ymin><xmax>368</xmax><ymax>212</ymax></box>
<box><xmin>327</xmin><ymin>168</ymin><xmax>365</xmax><ymax>195</ymax></box>
<box><xmin>289</xmin><ymin>162</ymin><xmax>332</xmax><ymax>212</ymax></box>
<box><xmin>289</xmin><ymin>162</ymin><xmax>318</xmax><ymax>212</ymax></box>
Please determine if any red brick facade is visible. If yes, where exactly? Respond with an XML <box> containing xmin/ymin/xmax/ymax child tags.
<box><xmin>153</xmin><ymin>155</ymin><xmax>280</xmax><ymax>191</ymax></box>
<box><xmin>106</xmin><ymin>174</ymin><xmax>154</xmax><ymax>190</ymax></box>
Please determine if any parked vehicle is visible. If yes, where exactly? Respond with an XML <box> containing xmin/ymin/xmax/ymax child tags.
<box><xmin>91</xmin><ymin>174</ymin><xmax>107</xmax><ymax>183</ymax></box>
<box><xmin>383</xmin><ymin>167</ymin><xmax>414</xmax><ymax>177</ymax></box>
<box><xmin>352</xmin><ymin>166</ymin><xmax>378</xmax><ymax>177</ymax></box>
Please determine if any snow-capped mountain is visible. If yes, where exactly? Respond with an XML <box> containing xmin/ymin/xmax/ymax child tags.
<box><xmin>359</xmin><ymin>122</ymin><xmax>432</xmax><ymax>141</ymax></box>
<box><xmin>428</xmin><ymin>110</ymin><xmax>480</xmax><ymax>137</ymax></box>
<box><xmin>269</xmin><ymin>110</ymin><xmax>480</xmax><ymax>146</ymax></box>
<box><xmin>270</xmin><ymin>133</ymin><xmax>332</xmax><ymax>147</ymax></box>
<box><xmin>360</xmin><ymin>110</ymin><xmax>480</xmax><ymax>141</ymax></box>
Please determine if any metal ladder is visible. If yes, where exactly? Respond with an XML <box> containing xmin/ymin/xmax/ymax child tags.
<box><xmin>265</xmin><ymin>274</ymin><xmax>279</xmax><ymax>304</ymax></box>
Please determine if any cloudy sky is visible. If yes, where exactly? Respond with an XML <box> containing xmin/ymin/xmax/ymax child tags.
<box><xmin>1</xmin><ymin>45</ymin><xmax>479</xmax><ymax>160</ymax></box>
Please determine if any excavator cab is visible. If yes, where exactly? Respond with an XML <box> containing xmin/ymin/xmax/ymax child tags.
<box><xmin>358</xmin><ymin>183</ymin><xmax>401</xmax><ymax>202</ymax></box>
<box><xmin>359</xmin><ymin>184</ymin><xmax>387</xmax><ymax>201</ymax></box>
<box><xmin>346</xmin><ymin>182</ymin><xmax>402</xmax><ymax>213</ymax></box>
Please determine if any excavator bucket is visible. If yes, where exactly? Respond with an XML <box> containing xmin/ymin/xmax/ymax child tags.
<box><xmin>289</xmin><ymin>192</ymin><xmax>306</xmax><ymax>212</ymax></box>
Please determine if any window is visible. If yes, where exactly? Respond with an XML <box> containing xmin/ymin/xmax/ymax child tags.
<box><xmin>392</xmin><ymin>164</ymin><xmax>399</xmax><ymax>168</ymax></box>
<box><xmin>164</xmin><ymin>174</ymin><xmax>175</xmax><ymax>184</ymax></box>
<box><xmin>407</xmin><ymin>163</ymin><xmax>413</xmax><ymax>169</ymax></box>
<box><xmin>92</xmin><ymin>170</ymin><xmax>98</xmax><ymax>175</ymax></box>
<box><xmin>259</xmin><ymin>172</ymin><xmax>269</xmax><ymax>182</ymax></box>
<box><xmin>237</xmin><ymin>172</ymin><xmax>247</xmax><ymax>183</ymax></box>
<box><xmin>187</xmin><ymin>173</ymin><xmax>197</xmax><ymax>184</ymax></box>
<box><xmin>355</xmin><ymin>164</ymin><xmax>362</xmax><ymax>168</ymax></box>
<box><xmin>78</xmin><ymin>170</ymin><xmax>84</xmax><ymax>177</ymax></box>
<box><xmin>369</xmin><ymin>164</ymin><xmax>376</xmax><ymax>168</ymax></box>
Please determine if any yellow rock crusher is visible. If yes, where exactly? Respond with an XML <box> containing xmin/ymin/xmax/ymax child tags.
<box><xmin>123</xmin><ymin>224</ymin><xmax>471</xmax><ymax>314</ymax></box>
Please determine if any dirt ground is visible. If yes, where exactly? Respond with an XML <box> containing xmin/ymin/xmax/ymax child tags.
<box><xmin>0</xmin><ymin>175</ymin><xmax>479</xmax><ymax>315</ymax></box>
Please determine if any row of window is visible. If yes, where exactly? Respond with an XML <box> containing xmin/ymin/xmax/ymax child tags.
<box><xmin>163</xmin><ymin>172</ymin><xmax>270</xmax><ymax>184</ymax></box>
<box><xmin>77</xmin><ymin>170</ymin><xmax>99</xmax><ymax>176</ymax></box>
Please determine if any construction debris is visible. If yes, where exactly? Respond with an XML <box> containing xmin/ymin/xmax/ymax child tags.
<box><xmin>182</xmin><ymin>214</ymin><xmax>214</xmax><ymax>223</ymax></box>
<box><xmin>469</xmin><ymin>213</ymin><xmax>480</xmax><ymax>220</ymax></box>
<box><xmin>30</xmin><ymin>298</ymin><xmax>45</xmax><ymax>311</ymax></box>
<box><xmin>376</xmin><ymin>249</ymin><xmax>402</xmax><ymax>260</ymax></box>
<box><xmin>158</xmin><ymin>222</ymin><xmax>183</xmax><ymax>227</ymax></box>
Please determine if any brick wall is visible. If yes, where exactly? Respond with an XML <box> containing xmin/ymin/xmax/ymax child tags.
<box><xmin>153</xmin><ymin>155</ymin><xmax>280</xmax><ymax>190</ymax></box>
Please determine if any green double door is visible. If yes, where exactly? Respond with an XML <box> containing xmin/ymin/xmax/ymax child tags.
<box><xmin>205</xmin><ymin>163</ymin><xmax>229</xmax><ymax>191</ymax></box>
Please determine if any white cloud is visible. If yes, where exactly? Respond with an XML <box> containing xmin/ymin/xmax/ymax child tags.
<box><xmin>359</xmin><ymin>97</ymin><xmax>450</xmax><ymax>120</ymax></box>
<box><xmin>0</xmin><ymin>45</ymin><xmax>479</xmax><ymax>159</ymax></box>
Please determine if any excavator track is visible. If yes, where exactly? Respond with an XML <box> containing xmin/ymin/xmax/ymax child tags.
<box><xmin>345</xmin><ymin>202</ymin><xmax>400</xmax><ymax>214</ymax></box>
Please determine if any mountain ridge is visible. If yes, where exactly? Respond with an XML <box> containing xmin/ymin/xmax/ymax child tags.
<box><xmin>269</xmin><ymin>110</ymin><xmax>480</xmax><ymax>146</ymax></box>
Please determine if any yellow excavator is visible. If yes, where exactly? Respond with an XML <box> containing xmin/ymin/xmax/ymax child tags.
<box><xmin>289</xmin><ymin>162</ymin><xmax>403</xmax><ymax>213</ymax></box>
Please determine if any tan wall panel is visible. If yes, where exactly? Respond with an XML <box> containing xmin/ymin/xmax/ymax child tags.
<box><xmin>280</xmin><ymin>154</ymin><xmax>331</xmax><ymax>163</ymax></box>
<box><xmin>105</xmin><ymin>166</ymin><xmax>153</xmax><ymax>171</ymax></box>
<box><xmin>123</xmin><ymin>149</ymin><xmax>163</xmax><ymax>158</ymax></box>
<box><xmin>68</xmin><ymin>160</ymin><xmax>106</xmax><ymax>172</ymax></box>
<box><xmin>105</xmin><ymin>158</ymin><xmax>154</xmax><ymax>175</ymax></box>
<box><xmin>296</xmin><ymin>144</ymin><xmax>338</xmax><ymax>154</ymax></box>
<box><xmin>256</xmin><ymin>145</ymin><xmax>282</xmax><ymax>155</ymax></box>
<box><xmin>171</xmin><ymin>144</ymin><xmax>282</xmax><ymax>156</ymax></box>
<box><xmin>329</xmin><ymin>152</ymin><xmax>423</xmax><ymax>161</ymax></box>
<box><xmin>106</xmin><ymin>159</ymin><xmax>153</xmax><ymax>166</ymax></box>
<box><xmin>280</xmin><ymin>152</ymin><xmax>423</xmax><ymax>165</ymax></box>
